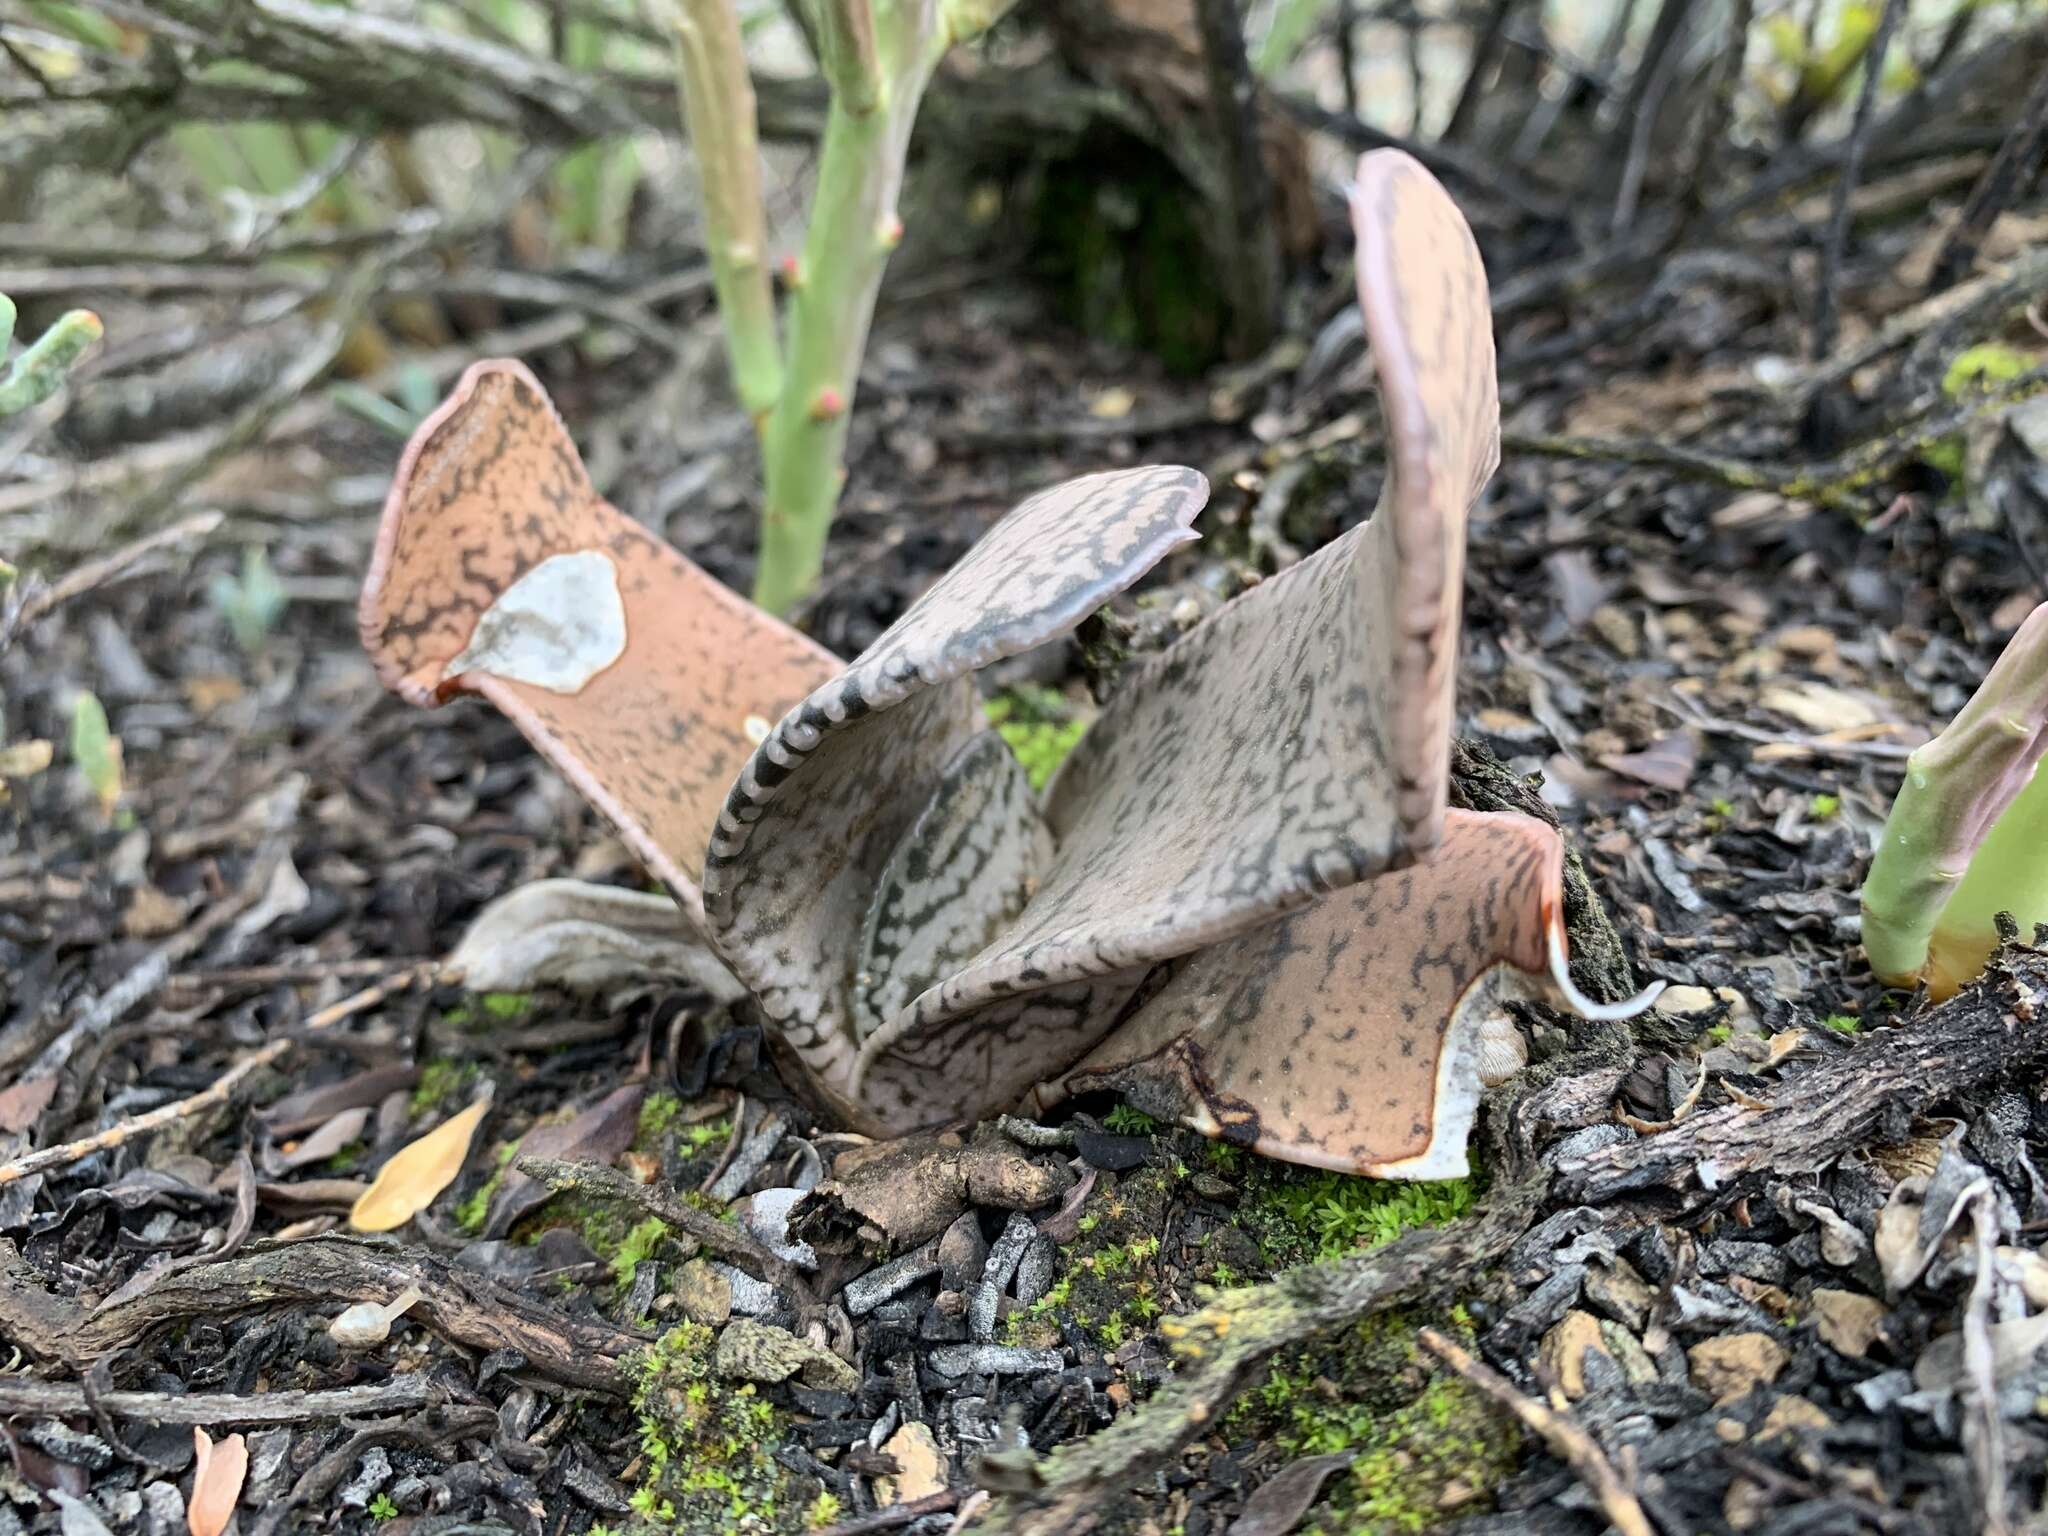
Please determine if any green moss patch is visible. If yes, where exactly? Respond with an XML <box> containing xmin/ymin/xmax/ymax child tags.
<box><xmin>626</xmin><ymin>1323</ymin><xmax>816</xmax><ymax>1532</ymax></box>
<box><xmin>1230</xmin><ymin>1312</ymin><xmax>1521</xmax><ymax>1534</ymax></box>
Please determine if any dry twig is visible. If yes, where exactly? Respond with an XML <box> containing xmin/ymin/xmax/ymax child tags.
<box><xmin>1416</xmin><ymin>1327</ymin><xmax>1653</xmax><ymax>1536</ymax></box>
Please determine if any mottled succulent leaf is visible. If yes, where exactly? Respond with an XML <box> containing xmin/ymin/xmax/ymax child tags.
<box><xmin>359</xmin><ymin>359</ymin><xmax>837</xmax><ymax>924</ymax></box>
<box><xmin>702</xmin><ymin>464</ymin><xmax>1209</xmax><ymax>1123</ymax></box>
<box><xmin>842</xmin><ymin>150</ymin><xmax>1502</xmax><ymax>1129</ymax></box>
<box><xmin>1036</xmin><ymin>810</ymin><xmax>1565</xmax><ymax>1178</ymax></box>
<box><xmin>856</xmin><ymin>732</ymin><xmax>1053</xmax><ymax>1035</ymax></box>
<box><xmin>446</xmin><ymin>877</ymin><xmax>745</xmax><ymax>1000</ymax></box>
<box><xmin>1862</xmin><ymin>601</ymin><xmax>2048</xmax><ymax>996</ymax></box>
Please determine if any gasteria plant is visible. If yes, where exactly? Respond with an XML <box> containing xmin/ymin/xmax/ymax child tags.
<box><xmin>360</xmin><ymin>153</ymin><xmax>1662</xmax><ymax>1180</ymax></box>
<box><xmin>660</xmin><ymin>0</ymin><xmax>1016</xmax><ymax>613</ymax></box>
<box><xmin>1861</xmin><ymin>603</ymin><xmax>2048</xmax><ymax>999</ymax></box>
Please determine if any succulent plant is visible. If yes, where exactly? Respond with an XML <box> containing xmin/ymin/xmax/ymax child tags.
<box><xmin>0</xmin><ymin>294</ymin><xmax>101</xmax><ymax>421</ymax></box>
<box><xmin>658</xmin><ymin>0</ymin><xmax>1019</xmax><ymax>613</ymax></box>
<box><xmin>360</xmin><ymin>152</ymin><xmax>1660</xmax><ymax>1179</ymax></box>
<box><xmin>1861</xmin><ymin>602</ymin><xmax>2048</xmax><ymax>999</ymax></box>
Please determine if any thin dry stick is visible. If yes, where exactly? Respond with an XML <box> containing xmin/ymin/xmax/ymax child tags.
<box><xmin>0</xmin><ymin>963</ymin><xmax>436</xmax><ymax>1188</ymax></box>
<box><xmin>1417</xmin><ymin>1328</ymin><xmax>1653</xmax><ymax>1536</ymax></box>
<box><xmin>7</xmin><ymin>510</ymin><xmax>223</xmax><ymax>633</ymax></box>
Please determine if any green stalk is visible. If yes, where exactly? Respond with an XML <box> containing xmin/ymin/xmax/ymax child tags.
<box><xmin>667</xmin><ymin>0</ymin><xmax>782</xmax><ymax>420</ymax></box>
<box><xmin>751</xmin><ymin>0</ymin><xmax>1019</xmax><ymax>613</ymax></box>
<box><xmin>1861</xmin><ymin>602</ymin><xmax>2048</xmax><ymax>995</ymax></box>
<box><xmin>664</xmin><ymin>0</ymin><xmax>1015</xmax><ymax>613</ymax></box>
<box><xmin>1925</xmin><ymin>764</ymin><xmax>2048</xmax><ymax>996</ymax></box>
<box><xmin>754</xmin><ymin>81</ymin><xmax>923</xmax><ymax>615</ymax></box>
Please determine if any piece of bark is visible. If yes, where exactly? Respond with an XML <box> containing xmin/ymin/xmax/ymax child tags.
<box><xmin>0</xmin><ymin>1233</ymin><xmax>636</xmax><ymax>1392</ymax></box>
<box><xmin>1555</xmin><ymin>942</ymin><xmax>2048</xmax><ymax>1203</ymax></box>
<box><xmin>791</xmin><ymin>1135</ymin><xmax>1071</xmax><ymax>1255</ymax></box>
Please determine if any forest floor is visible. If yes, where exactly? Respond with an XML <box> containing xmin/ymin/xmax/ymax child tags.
<box><xmin>4</xmin><ymin>121</ymin><xmax>2048</xmax><ymax>1536</ymax></box>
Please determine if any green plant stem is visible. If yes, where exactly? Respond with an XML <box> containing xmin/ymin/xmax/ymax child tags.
<box><xmin>0</xmin><ymin>307</ymin><xmax>102</xmax><ymax>418</ymax></box>
<box><xmin>754</xmin><ymin>81</ymin><xmax>924</xmax><ymax>614</ymax></box>
<box><xmin>1927</xmin><ymin>764</ymin><xmax>2048</xmax><ymax>995</ymax></box>
<box><xmin>668</xmin><ymin>0</ymin><xmax>782</xmax><ymax>420</ymax></box>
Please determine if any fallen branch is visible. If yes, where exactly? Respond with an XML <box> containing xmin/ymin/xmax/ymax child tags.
<box><xmin>0</xmin><ymin>1233</ymin><xmax>638</xmax><ymax>1392</ymax></box>
<box><xmin>0</xmin><ymin>1377</ymin><xmax>435</xmax><ymax>1425</ymax></box>
<box><xmin>979</xmin><ymin>1176</ymin><xmax>1550</xmax><ymax>1534</ymax></box>
<box><xmin>1554</xmin><ymin>941</ymin><xmax>2048</xmax><ymax>1202</ymax></box>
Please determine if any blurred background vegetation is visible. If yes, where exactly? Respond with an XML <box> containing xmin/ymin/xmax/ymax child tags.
<box><xmin>0</xmin><ymin>0</ymin><xmax>2042</xmax><ymax>590</ymax></box>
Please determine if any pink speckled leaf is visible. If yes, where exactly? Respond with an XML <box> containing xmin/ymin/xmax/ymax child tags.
<box><xmin>359</xmin><ymin>359</ymin><xmax>837</xmax><ymax>925</ymax></box>
<box><xmin>847</xmin><ymin>150</ymin><xmax>1501</xmax><ymax>1132</ymax></box>
<box><xmin>1035</xmin><ymin>809</ymin><xmax>1565</xmax><ymax>1177</ymax></box>
<box><xmin>701</xmin><ymin>465</ymin><xmax>1210</xmax><ymax>1125</ymax></box>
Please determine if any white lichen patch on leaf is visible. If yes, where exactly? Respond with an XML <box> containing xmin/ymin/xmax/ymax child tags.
<box><xmin>447</xmin><ymin>549</ymin><xmax>627</xmax><ymax>694</ymax></box>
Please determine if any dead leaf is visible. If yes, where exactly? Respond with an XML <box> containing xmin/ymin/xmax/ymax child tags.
<box><xmin>188</xmin><ymin>1426</ymin><xmax>248</xmax><ymax>1536</ymax></box>
<box><xmin>1758</xmin><ymin>681</ymin><xmax>1879</xmax><ymax>734</ymax></box>
<box><xmin>0</xmin><ymin>740</ymin><xmax>52</xmax><ymax>778</ymax></box>
<box><xmin>1598</xmin><ymin>731</ymin><xmax>1698</xmax><ymax>791</ymax></box>
<box><xmin>350</xmin><ymin>1097</ymin><xmax>490</xmax><ymax>1232</ymax></box>
<box><xmin>0</xmin><ymin>1075</ymin><xmax>58</xmax><ymax>1135</ymax></box>
<box><xmin>1226</xmin><ymin>1452</ymin><xmax>1357</xmax><ymax>1536</ymax></box>
<box><xmin>874</xmin><ymin>1420</ymin><xmax>947</xmax><ymax>1505</ymax></box>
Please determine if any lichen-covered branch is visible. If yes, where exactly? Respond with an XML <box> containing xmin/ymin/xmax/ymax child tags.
<box><xmin>979</xmin><ymin>1178</ymin><xmax>1549</xmax><ymax>1534</ymax></box>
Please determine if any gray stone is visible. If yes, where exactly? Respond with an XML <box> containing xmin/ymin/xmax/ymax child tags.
<box><xmin>938</xmin><ymin>1209</ymin><xmax>988</xmax><ymax>1291</ymax></box>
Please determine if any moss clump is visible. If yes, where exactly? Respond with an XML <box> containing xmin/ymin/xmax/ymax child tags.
<box><xmin>455</xmin><ymin>1140</ymin><xmax>519</xmax><ymax>1233</ymax></box>
<box><xmin>628</xmin><ymin>1323</ymin><xmax>816</xmax><ymax>1532</ymax></box>
<box><xmin>409</xmin><ymin>1059</ymin><xmax>473</xmax><ymax>1115</ymax></box>
<box><xmin>1230</xmin><ymin>1312</ymin><xmax>1521</xmax><ymax>1534</ymax></box>
<box><xmin>1006</xmin><ymin>1163</ymin><xmax>1177</xmax><ymax>1349</ymax></box>
<box><xmin>985</xmin><ymin>686</ymin><xmax>1089</xmax><ymax>791</ymax></box>
<box><xmin>612</xmin><ymin>1217</ymin><xmax>672</xmax><ymax>1292</ymax></box>
<box><xmin>1243</xmin><ymin>1162</ymin><xmax>1477</xmax><ymax>1267</ymax></box>
<box><xmin>1943</xmin><ymin>343</ymin><xmax>2035</xmax><ymax>399</ymax></box>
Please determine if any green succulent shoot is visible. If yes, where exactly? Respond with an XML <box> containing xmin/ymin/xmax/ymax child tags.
<box><xmin>1861</xmin><ymin>602</ymin><xmax>2048</xmax><ymax>998</ymax></box>
<box><xmin>0</xmin><ymin>293</ymin><xmax>103</xmax><ymax>419</ymax></box>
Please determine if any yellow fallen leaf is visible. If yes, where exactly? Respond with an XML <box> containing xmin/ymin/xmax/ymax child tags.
<box><xmin>350</xmin><ymin>1098</ymin><xmax>489</xmax><ymax>1232</ymax></box>
<box><xmin>1088</xmin><ymin>386</ymin><xmax>1135</xmax><ymax>419</ymax></box>
<box><xmin>189</xmin><ymin>1427</ymin><xmax>248</xmax><ymax>1536</ymax></box>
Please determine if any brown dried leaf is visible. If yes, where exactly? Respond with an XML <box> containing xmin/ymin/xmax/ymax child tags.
<box><xmin>485</xmin><ymin>1081</ymin><xmax>647</xmax><ymax>1237</ymax></box>
<box><xmin>188</xmin><ymin>1427</ymin><xmax>248</xmax><ymax>1536</ymax></box>
<box><xmin>0</xmin><ymin>1075</ymin><xmax>58</xmax><ymax>1135</ymax></box>
<box><xmin>350</xmin><ymin>1098</ymin><xmax>489</xmax><ymax>1233</ymax></box>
